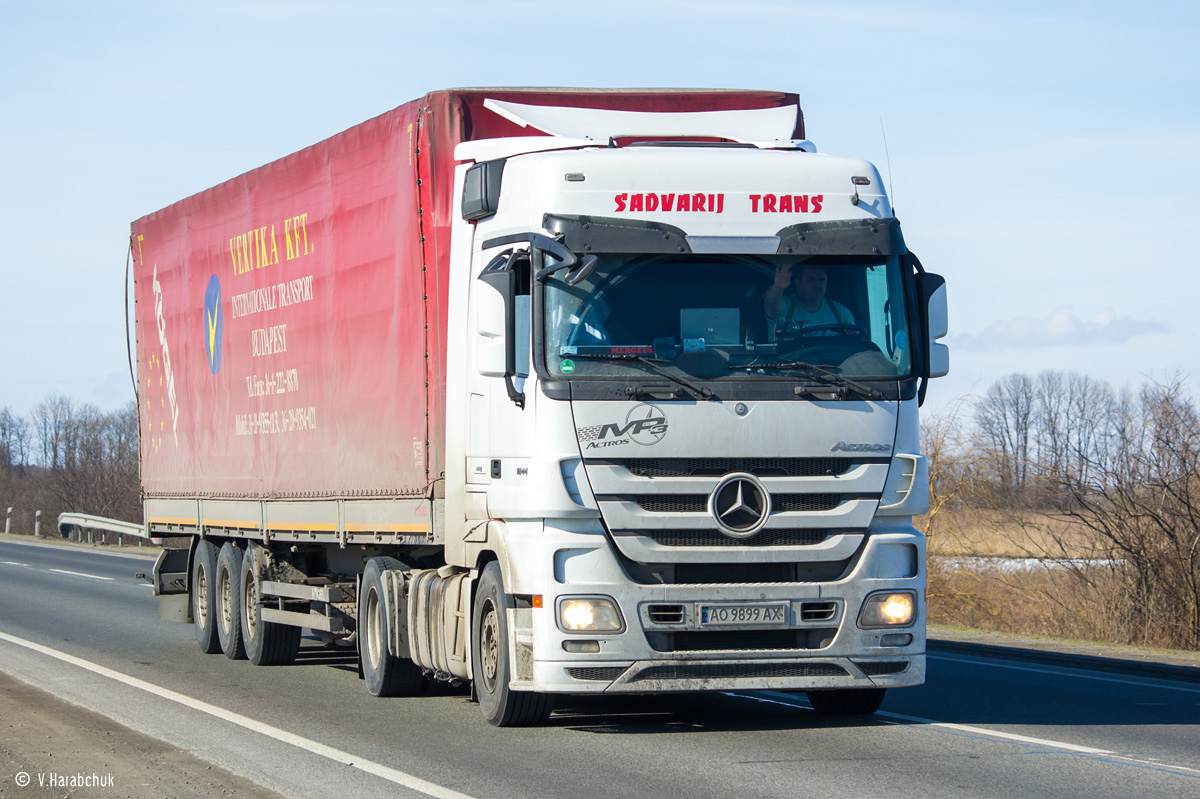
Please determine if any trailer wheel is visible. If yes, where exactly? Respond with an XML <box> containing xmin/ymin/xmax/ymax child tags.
<box><xmin>359</xmin><ymin>557</ymin><xmax>424</xmax><ymax>697</ymax></box>
<box><xmin>191</xmin><ymin>539</ymin><xmax>221</xmax><ymax>654</ymax></box>
<box><xmin>239</xmin><ymin>543</ymin><xmax>300</xmax><ymax>666</ymax></box>
<box><xmin>215</xmin><ymin>543</ymin><xmax>247</xmax><ymax>660</ymax></box>
<box><xmin>471</xmin><ymin>562</ymin><xmax>553</xmax><ymax>727</ymax></box>
<box><xmin>806</xmin><ymin>688</ymin><xmax>887</xmax><ymax>716</ymax></box>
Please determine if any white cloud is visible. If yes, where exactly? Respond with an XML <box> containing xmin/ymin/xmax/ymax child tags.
<box><xmin>954</xmin><ymin>306</ymin><xmax>1170</xmax><ymax>351</ymax></box>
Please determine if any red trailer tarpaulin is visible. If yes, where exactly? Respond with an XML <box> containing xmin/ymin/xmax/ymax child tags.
<box><xmin>132</xmin><ymin>89</ymin><xmax>802</xmax><ymax>499</ymax></box>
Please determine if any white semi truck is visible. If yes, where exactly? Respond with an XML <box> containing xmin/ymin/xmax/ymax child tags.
<box><xmin>136</xmin><ymin>89</ymin><xmax>949</xmax><ymax>726</ymax></box>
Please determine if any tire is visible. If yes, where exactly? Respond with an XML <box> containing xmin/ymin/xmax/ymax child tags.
<box><xmin>471</xmin><ymin>562</ymin><xmax>553</xmax><ymax>727</ymax></box>
<box><xmin>239</xmin><ymin>542</ymin><xmax>301</xmax><ymax>666</ymax></box>
<box><xmin>191</xmin><ymin>539</ymin><xmax>221</xmax><ymax>654</ymax></box>
<box><xmin>216</xmin><ymin>543</ymin><xmax>246</xmax><ymax>660</ymax></box>
<box><xmin>359</xmin><ymin>557</ymin><xmax>424</xmax><ymax>697</ymax></box>
<box><xmin>806</xmin><ymin>687</ymin><xmax>887</xmax><ymax>716</ymax></box>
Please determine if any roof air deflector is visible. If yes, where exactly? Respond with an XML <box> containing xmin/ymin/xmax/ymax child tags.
<box><xmin>483</xmin><ymin>98</ymin><xmax>800</xmax><ymax>144</ymax></box>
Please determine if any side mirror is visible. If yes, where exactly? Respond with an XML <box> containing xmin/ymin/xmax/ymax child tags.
<box><xmin>461</xmin><ymin>160</ymin><xmax>506</xmax><ymax>221</ymax></box>
<box><xmin>916</xmin><ymin>272</ymin><xmax>949</xmax><ymax>378</ymax></box>
<box><xmin>477</xmin><ymin>251</ymin><xmax>529</xmax><ymax>408</ymax></box>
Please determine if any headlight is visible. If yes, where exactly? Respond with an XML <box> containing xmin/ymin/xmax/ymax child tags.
<box><xmin>859</xmin><ymin>591</ymin><xmax>916</xmax><ymax>628</ymax></box>
<box><xmin>557</xmin><ymin>596</ymin><xmax>624</xmax><ymax>633</ymax></box>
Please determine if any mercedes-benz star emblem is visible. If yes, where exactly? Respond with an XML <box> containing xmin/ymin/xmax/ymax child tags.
<box><xmin>709</xmin><ymin>473</ymin><xmax>771</xmax><ymax>538</ymax></box>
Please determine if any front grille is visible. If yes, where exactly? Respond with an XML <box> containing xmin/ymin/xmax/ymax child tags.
<box><xmin>604</xmin><ymin>457</ymin><xmax>860</xmax><ymax>477</ymax></box>
<box><xmin>649</xmin><ymin>628</ymin><xmax>839</xmax><ymax>652</ymax></box>
<box><xmin>566</xmin><ymin>666</ymin><xmax>630</xmax><ymax>681</ymax></box>
<box><xmin>773</xmin><ymin>494</ymin><xmax>843</xmax><ymax>512</ymax></box>
<box><xmin>854</xmin><ymin>661</ymin><xmax>910</xmax><ymax>676</ymax></box>
<box><xmin>675</xmin><ymin>563</ymin><xmax>796</xmax><ymax>584</ymax></box>
<box><xmin>672</xmin><ymin>630</ymin><xmax>799</xmax><ymax>650</ymax></box>
<box><xmin>633</xmin><ymin>495</ymin><xmax>708</xmax><ymax>513</ymax></box>
<box><xmin>641</xmin><ymin>529</ymin><xmax>835</xmax><ymax>547</ymax></box>
<box><xmin>625</xmin><ymin>494</ymin><xmax>843</xmax><ymax>514</ymax></box>
<box><xmin>631</xmin><ymin>662</ymin><xmax>847</xmax><ymax>682</ymax></box>
<box><xmin>672</xmin><ymin>562</ymin><xmax>853</xmax><ymax>584</ymax></box>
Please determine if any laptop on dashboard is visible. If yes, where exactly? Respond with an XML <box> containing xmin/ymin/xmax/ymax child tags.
<box><xmin>680</xmin><ymin>308</ymin><xmax>740</xmax><ymax>345</ymax></box>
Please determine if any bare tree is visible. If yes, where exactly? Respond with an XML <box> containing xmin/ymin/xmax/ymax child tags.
<box><xmin>0</xmin><ymin>407</ymin><xmax>31</xmax><ymax>473</ymax></box>
<box><xmin>31</xmin><ymin>394</ymin><xmax>75</xmax><ymax>470</ymax></box>
<box><xmin>921</xmin><ymin>397</ymin><xmax>996</xmax><ymax>541</ymax></box>
<box><xmin>1052</xmin><ymin>377</ymin><xmax>1200</xmax><ymax>649</ymax></box>
<box><xmin>975</xmin><ymin>373</ymin><xmax>1035</xmax><ymax>503</ymax></box>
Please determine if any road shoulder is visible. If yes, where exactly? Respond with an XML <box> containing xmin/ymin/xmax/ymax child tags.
<box><xmin>0</xmin><ymin>670</ymin><xmax>286</xmax><ymax>799</ymax></box>
<box><xmin>0</xmin><ymin>533</ymin><xmax>159</xmax><ymax>560</ymax></box>
<box><xmin>929</xmin><ymin>624</ymin><xmax>1200</xmax><ymax>683</ymax></box>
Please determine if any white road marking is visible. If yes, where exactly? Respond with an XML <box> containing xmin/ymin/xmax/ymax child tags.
<box><xmin>746</xmin><ymin>691</ymin><xmax>1200</xmax><ymax>778</ymax></box>
<box><xmin>875</xmin><ymin>709</ymin><xmax>1112</xmax><ymax>754</ymax></box>
<box><xmin>0</xmin><ymin>538</ymin><xmax>156</xmax><ymax>560</ymax></box>
<box><xmin>48</xmin><ymin>568</ymin><xmax>113</xmax><ymax>581</ymax></box>
<box><xmin>0</xmin><ymin>631</ymin><xmax>477</xmax><ymax>799</ymax></box>
<box><xmin>1</xmin><ymin>561</ymin><xmax>145</xmax><ymax>588</ymax></box>
<box><xmin>877</xmin><ymin>709</ymin><xmax>1200</xmax><ymax>776</ymax></box>
<box><xmin>929</xmin><ymin>652</ymin><xmax>1200</xmax><ymax>694</ymax></box>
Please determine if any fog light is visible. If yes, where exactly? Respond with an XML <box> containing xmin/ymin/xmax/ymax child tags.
<box><xmin>557</xmin><ymin>596</ymin><xmax>624</xmax><ymax>633</ymax></box>
<box><xmin>859</xmin><ymin>591</ymin><xmax>916</xmax><ymax>628</ymax></box>
<box><xmin>562</xmin><ymin>640</ymin><xmax>601</xmax><ymax>653</ymax></box>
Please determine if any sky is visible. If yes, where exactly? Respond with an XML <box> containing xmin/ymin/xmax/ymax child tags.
<box><xmin>1</xmin><ymin>0</ymin><xmax>1197</xmax><ymax>420</ymax></box>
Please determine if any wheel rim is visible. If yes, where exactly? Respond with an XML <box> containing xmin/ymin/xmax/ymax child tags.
<box><xmin>366</xmin><ymin>587</ymin><xmax>382</xmax><ymax>670</ymax></box>
<box><xmin>218</xmin><ymin>566</ymin><xmax>232</xmax><ymax>634</ymax></box>
<box><xmin>194</xmin><ymin>563</ymin><xmax>209</xmax><ymax>628</ymax></box>
<box><xmin>480</xmin><ymin>599</ymin><xmax>500</xmax><ymax>692</ymax></box>
<box><xmin>243</xmin><ymin>564</ymin><xmax>258</xmax><ymax>640</ymax></box>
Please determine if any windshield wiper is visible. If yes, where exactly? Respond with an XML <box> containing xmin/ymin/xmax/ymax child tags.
<box><xmin>565</xmin><ymin>353</ymin><xmax>713</xmax><ymax>399</ymax></box>
<box><xmin>729</xmin><ymin>360</ymin><xmax>883</xmax><ymax>399</ymax></box>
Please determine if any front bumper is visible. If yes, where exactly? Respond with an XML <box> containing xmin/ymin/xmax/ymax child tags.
<box><xmin>503</xmin><ymin>522</ymin><xmax>926</xmax><ymax>695</ymax></box>
<box><xmin>548</xmin><ymin>653</ymin><xmax>925</xmax><ymax>693</ymax></box>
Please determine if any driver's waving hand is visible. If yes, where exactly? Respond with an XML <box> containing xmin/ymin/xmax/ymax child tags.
<box><xmin>763</xmin><ymin>263</ymin><xmax>853</xmax><ymax>338</ymax></box>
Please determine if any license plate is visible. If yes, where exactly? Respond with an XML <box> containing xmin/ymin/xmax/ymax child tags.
<box><xmin>699</xmin><ymin>603</ymin><xmax>788</xmax><ymax>627</ymax></box>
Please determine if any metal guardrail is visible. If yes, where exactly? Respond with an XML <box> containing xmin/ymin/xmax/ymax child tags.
<box><xmin>57</xmin><ymin>512</ymin><xmax>148</xmax><ymax>539</ymax></box>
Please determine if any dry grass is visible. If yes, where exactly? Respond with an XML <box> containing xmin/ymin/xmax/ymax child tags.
<box><xmin>927</xmin><ymin>561</ymin><xmax>1159</xmax><ymax>647</ymax></box>
<box><xmin>920</xmin><ymin>508</ymin><xmax>1099</xmax><ymax>559</ymax></box>
<box><xmin>923</xmin><ymin>509</ymin><xmax>1195</xmax><ymax>651</ymax></box>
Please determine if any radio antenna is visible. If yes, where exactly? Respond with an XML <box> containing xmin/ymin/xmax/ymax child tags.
<box><xmin>879</xmin><ymin>116</ymin><xmax>895</xmax><ymax>213</ymax></box>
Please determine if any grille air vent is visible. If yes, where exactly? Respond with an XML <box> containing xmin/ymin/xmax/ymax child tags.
<box><xmin>625</xmin><ymin>494</ymin><xmax>843</xmax><ymax>514</ymax></box>
<box><xmin>854</xmin><ymin>661</ymin><xmax>910</xmax><ymax>676</ymax></box>
<box><xmin>640</xmin><ymin>529</ymin><xmax>834</xmax><ymax>547</ymax></box>
<box><xmin>566</xmin><ymin>666</ymin><xmax>630</xmax><ymax>681</ymax></box>
<box><xmin>660</xmin><ymin>630</ymin><xmax>837</xmax><ymax>652</ymax></box>
<box><xmin>606</xmin><ymin>457</ymin><xmax>860</xmax><ymax>477</ymax></box>
<box><xmin>800</xmin><ymin>601</ymin><xmax>838</xmax><ymax>621</ymax></box>
<box><xmin>634</xmin><ymin>495</ymin><xmax>707</xmax><ymax>513</ymax></box>
<box><xmin>632</xmin><ymin>662</ymin><xmax>847</xmax><ymax>682</ymax></box>
<box><xmin>646</xmin><ymin>604</ymin><xmax>686</xmax><ymax>624</ymax></box>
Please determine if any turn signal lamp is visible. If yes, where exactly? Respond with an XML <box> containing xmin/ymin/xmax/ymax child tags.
<box><xmin>859</xmin><ymin>591</ymin><xmax>916</xmax><ymax>628</ymax></box>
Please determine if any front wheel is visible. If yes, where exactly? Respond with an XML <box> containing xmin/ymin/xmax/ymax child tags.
<box><xmin>471</xmin><ymin>562</ymin><xmax>553</xmax><ymax>727</ymax></box>
<box><xmin>806</xmin><ymin>687</ymin><xmax>887</xmax><ymax>716</ymax></box>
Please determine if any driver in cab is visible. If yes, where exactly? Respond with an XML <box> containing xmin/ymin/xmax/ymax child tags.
<box><xmin>763</xmin><ymin>263</ymin><xmax>853</xmax><ymax>338</ymax></box>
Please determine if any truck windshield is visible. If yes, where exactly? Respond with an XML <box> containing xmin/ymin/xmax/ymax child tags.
<box><xmin>542</xmin><ymin>253</ymin><xmax>913</xmax><ymax>382</ymax></box>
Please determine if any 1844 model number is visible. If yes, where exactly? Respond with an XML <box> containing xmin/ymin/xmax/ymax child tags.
<box><xmin>699</xmin><ymin>603</ymin><xmax>788</xmax><ymax>626</ymax></box>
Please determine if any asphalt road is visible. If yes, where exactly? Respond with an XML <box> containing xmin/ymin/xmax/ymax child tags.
<box><xmin>1</xmin><ymin>537</ymin><xmax>1197</xmax><ymax>799</ymax></box>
